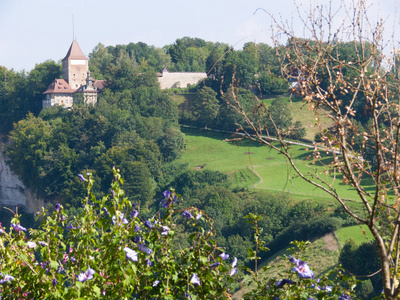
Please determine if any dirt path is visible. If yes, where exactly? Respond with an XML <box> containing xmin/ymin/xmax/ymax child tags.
<box><xmin>323</xmin><ymin>232</ymin><xmax>339</xmax><ymax>251</ymax></box>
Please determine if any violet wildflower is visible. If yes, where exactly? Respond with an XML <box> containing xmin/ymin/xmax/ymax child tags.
<box><xmin>153</xmin><ymin>279</ymin><xmax>160</xmax><ymax>287</ymax></box>
<box><xmin>67</xmin><ymin>223</ymin><xmax>77</xmax><ymax>231</ymax></box>
<box><xmin>146</xmin><ymin>258</ymin><xmax>153</xmax><ymax>266</ymax></box>
<box><xmin>160</xmin><ymin>225</ymin><xmax>170</xmax><ymax>236</ymax></box>
<box><xmin>182</xmin><ymin>210</ymin><xmax>193</xmax><ymax>219</ymax></box>
<box><xmin>55</xmin><ymin>203</ymin><xmax>61</xmax><ymax>211</ymax></box>
<box><xmin>138</xmin><ymin>243</ymin><xmax>153</xmax><ymax>255</ymax></box>
<box><xmin>144</xmin><ymin>220</ymin><xmax>153</xmax><ymax>229</ymax></box>
<box><xmin>78</xmin><ymin>174</ymin><xmax>87</xmax><ymax>182</ymax></box>
<box><xmin>190</xmin><ymin>273</ymin><xmax>201</xmax><ymax>285</ymax></box>
<box><xmin>123</xmin><ymin>247</ymin><xmax>138</xmax><ymax>262</ymax></box>
<box><xmin>196</xmin><ymin>214</ymin><xmax>202</xmax><ymax>220</ymax></box>
<box><xmin>0</xmin><ymin>274</ymin><xmax>14</xmax><ymax>284</ymax></box>
<box><xmin>52</xmin><ymin>278</ymin><xmax>57</xmax><ymax>286</ymax></box>
<box><xmin>185</xmin><ymin>292</ymin><xmax>192</xmax><ymax>299</ymax></box>
<box><xmin>230</xmin><ymin>267</ymin><xmax>238</xmax><ymax>276</ymax></box>
<box><xmin>232</xmin><ymin>257</ymin><xmax>237</xmax><ymax>268</ymax></box>
<box><xmin>291</xmin><ymin>260</ymin><xmax>314</xmax><ymax>278</ymax></box>
<box><xmin>38</xmin><ymin>241</ymin><xmax>48</xmax><ymax>246</ymax></box>
<box><xmin>322</xmin><ymin>286</ymin><xmax>332</xmax><ymax>292</ymax></box>
<box><xmin>11</xmin><ymin>223</ymin><xmax>26</xmax><ymax>232</ymax></box>
<box><xmin>219</xmin><ymin>252</ymin><xmax>229</xmax><ymax>261</ymax></box>
<box><xmin>134</xmin><ymin>224</ymin><xmax>141</xmax><ymax>232</ymax></box>
<box><xmin>77</xmin><ymin>268</ymin><xmax>95</xmax><ymax>282</ymax></box>
<box><xmin>133</xmin><ymin>235</ymin><xmax>141</xmax><ymax>243</ymax></box>
<box><xmin>275</xmin><ymin>279</ymin><xmax>296</xmax><ymax>288</ymax></box>
<box><xmin>339</xmin><ymin>293</ymin><xmax>351</xmax><ymax>300</ymax></box>
<box><xmin>210</xmin><ymin>262</ymin><xmax>220</xmax><ymax>268</ymax></box>
<box><xmin>289</xmin><ymin>255</ymin><xmax>299</xmax><ymax>265</ymax></box>
<box><xmin>131</xmin><ymin>209</ymin><xmax>139</xmax><ymax>218</ymax></box>
<box><xmin>112</xmin><ymin>212</ymin><xmax>128</xmax><ymax>225</ymax></box>
<box><xmin>163</xmin><ymin>190</ymin><xmax>172</xmax><ymax>199</ymax></box>
<box><xmin>103</xmin><ymin>207</ymin><xmax>109</xmax><ymax>217</ymax></box>
<box><xmin>27</xmin><ymin>241</ymin><xmax>37</xmax><ymax>249</ymax></box>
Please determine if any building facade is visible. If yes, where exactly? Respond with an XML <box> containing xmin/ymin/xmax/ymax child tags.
<box><xmin>157</xmin><ymin>67</ymin><xmax>207</xmax><ymax>89</ymax></box>
<box><xmin>43</xmin><ymin>41</ymin><xmax>104</xmax><ymax>109</ymax></box>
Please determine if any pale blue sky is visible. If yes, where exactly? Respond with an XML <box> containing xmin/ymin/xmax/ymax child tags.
<box><xmin>0</xmin><ymin>0</ymin><xmax>397</xmax><ymax>72</ymax></box>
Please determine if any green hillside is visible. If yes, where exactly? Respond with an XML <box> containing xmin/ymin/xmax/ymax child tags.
<box><xmin>178</xmin><ymin>126</ymin><xmax>372</xmax><ymax>202</ymax></box>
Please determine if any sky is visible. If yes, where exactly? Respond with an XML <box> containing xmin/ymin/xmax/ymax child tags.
<box><xmin>0</xmin><ymin>0</ymin><xmax>398</xmax><ymax>72</ymax></box>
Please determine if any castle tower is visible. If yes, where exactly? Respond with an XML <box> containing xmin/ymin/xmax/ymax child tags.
<box><xmin>62</xmin><ymin>41</ymin><xmax>89</xmax><ymax>89</ymax></box>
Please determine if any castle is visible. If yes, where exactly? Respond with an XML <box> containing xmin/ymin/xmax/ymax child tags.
<box><xmin>43</xmin><ymin>41</ymin><xmax>105</xmax><ymax>109</ymax></box>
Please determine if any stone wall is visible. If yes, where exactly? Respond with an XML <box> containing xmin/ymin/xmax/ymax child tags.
<box><xmin>0</xmin><ymin>135</ymin><xmax>44</xmax><ymax>213</ymax></box>
<box><xmin>158</xmin><ymin>70</ymin><xmax>207</xmax><ymax>89</ymax></box>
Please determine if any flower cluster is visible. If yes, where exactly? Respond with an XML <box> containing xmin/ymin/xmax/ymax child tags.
<box><xmin>0</xmin><ymin>170</ymin><xmax>356</xmax><ymax>299</ymax></box>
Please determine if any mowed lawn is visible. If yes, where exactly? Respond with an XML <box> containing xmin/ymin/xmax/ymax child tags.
<box><xmin>178</xmin><ymin>126</ymin><xmax>373</xmax><ymax>201</ymax></box>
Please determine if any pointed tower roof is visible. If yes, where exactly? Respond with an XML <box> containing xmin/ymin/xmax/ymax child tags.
<box><xmin>62</xmin><ymin>41</ymin><xmax>88</xmax><ymax>61</ymax></box>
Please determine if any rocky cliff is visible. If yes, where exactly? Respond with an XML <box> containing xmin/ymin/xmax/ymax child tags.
<box><xmin>0</xmin><ymin>135</ymin><xmax>44</xmax><ymax>213</ymax></box>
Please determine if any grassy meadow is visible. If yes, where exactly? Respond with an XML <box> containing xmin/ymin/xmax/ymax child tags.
<box><xmin>178</xmin><ymin>126</ymin><xmax>373</xmax><ymax>202</ymax></box>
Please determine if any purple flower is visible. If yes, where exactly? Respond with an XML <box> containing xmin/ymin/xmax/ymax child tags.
<box><xmin>103</xmin><ymin>207</ymin><xmax>109</xmax><ymax>217</ymax></box>
<box><xmin>112</xmin><ymin>213</ymin><xmax>128</xmax><ymax>226</ymax></box>
<box><xmin>124</xmin><ymin>247</ymin><xmax>138</xmax><ymax>262</ymax></box>
<box><xmin>67</xmin><ymin>223</ymin><xmax>78</xmax><ymax>231</ymax></box>
<box><xmin>134</xmin><ymin>224</ymin><xmax>141</xmax><ymax>232</ymax></box>
<box><xmin>232</xmin><ymin>257</ymin><xmax>237</xmax><ymax>268</ymax></box>
<box><xmin>55</xmin><ymin>203</ymin><xmax>61</xmax><ymax>211</ymax></box>
<box><xmin>230</xmin><ymin>267</ymin><xmax>238</xmax><ymax>276</ymax></box>
<box><xmin>339</xmin><ymin>294</ymin><xmax>351</xmax><ymax>300</ymax></box>
<box><xmin>11</xmin><ymin>223</ymin><xmax>26</xmax><ymax>232</ymax></box>
<box><xmin>163</xmin><ymin>190</ymin><xmax>172</xmax><ymax>198</ymax></box>
<box><xmin>133</xmin><ymin>235</ymin><xmax>141</xmax><ymax>243</ymax></box>
<box><xmin>27</xmin><ymin>241</ymin><xmax>37</xmax><ymax>249</ymax></box>
<box><xmin>289</xmin><ymin>255</ymin><xmax>299</xmax><ymax>265</ymax></box>
<box><xmin>196</xmin><ymin>214</ymin><xmax>202</xmax><ymax>220</ymax></box>
<box><xmin>77</xmin><ymin>268</ymin><xmax>95</xmax><ymax>282</ymax></box>
<box><xmin>146</xmin><ymin>258</ymin><xmax>153</xmax><ymax>266</ymax></box>
<box><xmin>190</xmin><ymin>273</ymin><xmax>200</xmax><ymax>285</ymax></box>
<box><xmin>144</xmin><ymin>220</ymin><xmax>153</xmax><ymax>229</ymax></box>
<box><xmin>210</xmin><ymin>262</ymin><xmax>220</xmax><ymax>268</ymax></box>
<box><xmin>138</xmin><ymin>243</ymin><xmax>153</xmax><ymax>255</ymax></box>
<box><xmin>275</xmin><ymin>279</ymin><xmax>296</xmax><ymax>288</ymax></box>
<box><xmin>185</xmin><ymin>292</ymin><xmax>192</xmax><ymax>299</ymax></box>
<box><xmin>78</xmin><ymin>174</ymin><xmax>87</xmax><ymax>182</ymax></box>
<box><xmin>160</xmin><ymin>225</ymin><xmax>170</xmax><ymax>236</ymax></box>
<box><xmin>322</xmin><ymin>286</ymin><xmax>332</xmax><ymax>292</ymax></box>
<box><xmin>291</xmin><ymin>260</ymin><xmax>314</xmax><ymax>278</ymax></box>
<box><xmin>219</xmin><ymin>252</ymin><xmax>229</xmax><ymax>261</ymax></box>
<box><xmin>131</xmin><ymin>210</ymin><xmax>139</xmax><ymax>218</ymax></box>
<box><xmin>182</xmin><ymin>210</ymin><xmax>193</xmax><ymax>219</ymax></box>
<box><xmin>153</xmin><ymin>279</ymin><xmax>160</xmax><ymax>287</ymax></box>
<box><xmin>0</xmin><ymin>274</ymin><xmax>14</xmax><ymax>284</ymax></box>
<box><xmin>52</xmin><ymin>278</ymin><xmax>57</xmax><ymax>286</ymax></box>
<box><xmin>38</xmin><ymin>241</ymin><xmax>48</xmax><ymax>246</ymax></box>
<box><xmin>160</xmin><ymin>190</ymin><xmax>177</xmax><ymax>208</ymax></box>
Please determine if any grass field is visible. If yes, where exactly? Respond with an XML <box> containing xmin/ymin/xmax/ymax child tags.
<box><xmin>178</xmin><ymin>126</ymin><xmax>373</xmax><ymax>202</ymax></box>
<box><xmin>336</xmin><ymin>225</ymin><xmax>374</xmax><ymax>246</ymax></box>
<box><xmin>262</xmin><ymin>95</ymin><xmax>334</xmax><ymax>141</ymax></box>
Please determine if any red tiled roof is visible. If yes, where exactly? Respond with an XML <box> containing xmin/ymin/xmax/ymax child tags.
<box><xmin>62</xmin><ymin>41</ymin><xmax>88</xmax><ymax>61</ymax></box>
<box><xmin>43</xmin><ymin>79</ymin><xmax>76</xmax><ymax>94</ymax></box>
<box><xmin>94</xmin><ymin>80</ymin><xmax>107</xmax><ymax>91</ymax></box>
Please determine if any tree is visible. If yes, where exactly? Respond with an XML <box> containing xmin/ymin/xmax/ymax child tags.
<box><xmin>192</xmin><ymin>86</ymin><xmax>219</xmax><ymax>127</ymax></box>
<box><xmin>228</xmin><ymin>1</ymin><xmax>400</xmax><ymax>299</ymax></box>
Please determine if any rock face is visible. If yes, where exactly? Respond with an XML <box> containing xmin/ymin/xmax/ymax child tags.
<box><xmin>0</xmin><ymin>136</ymin><xmax>44</xmax><ymax>213</ymax></box>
